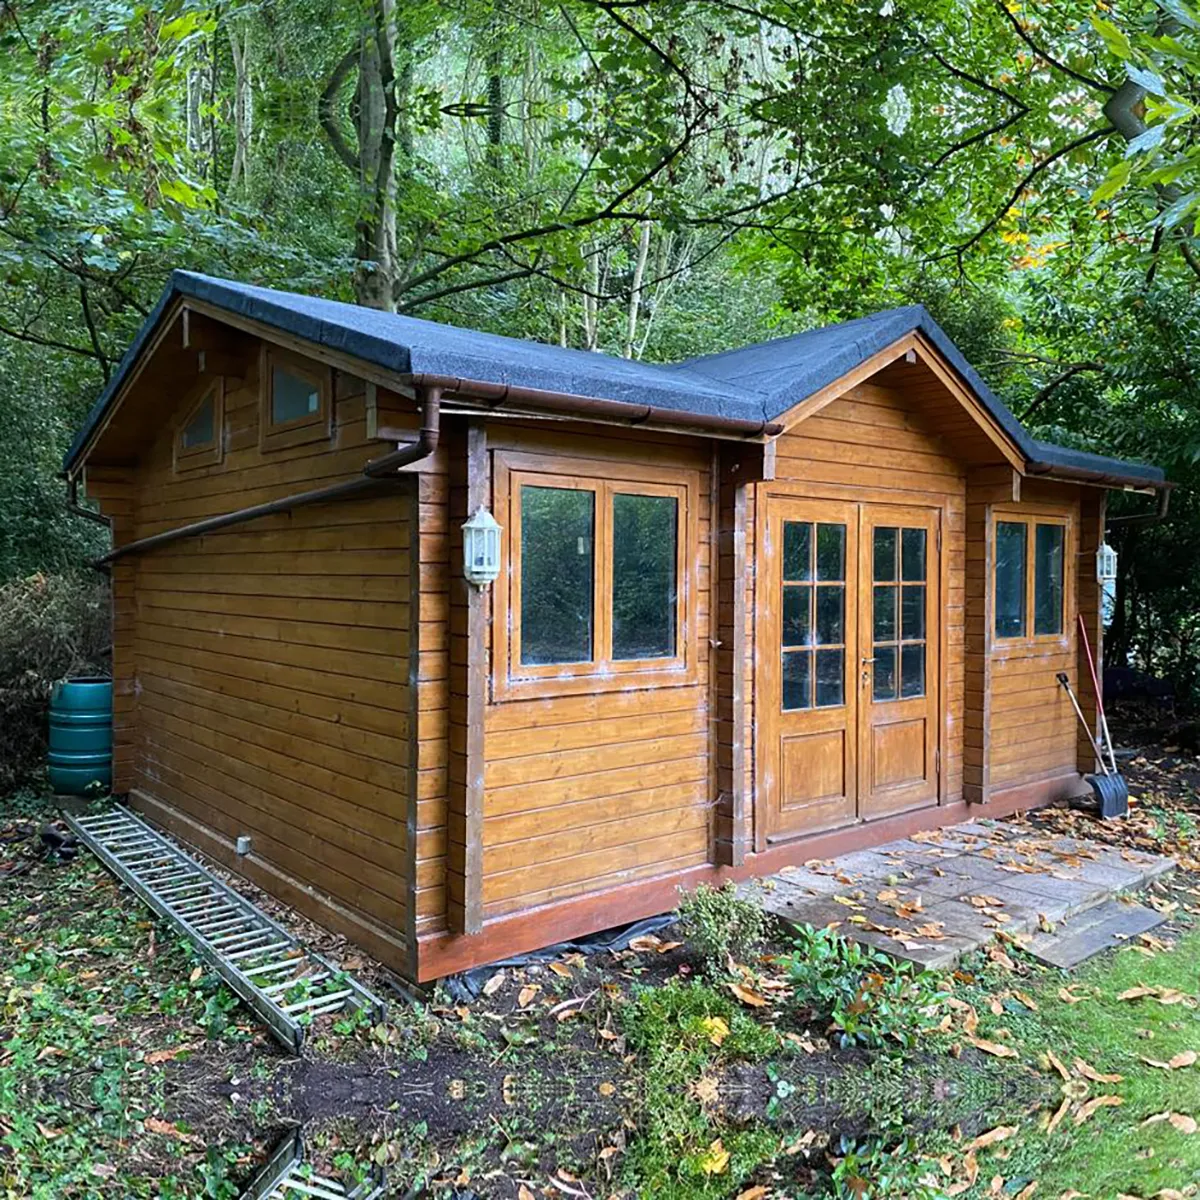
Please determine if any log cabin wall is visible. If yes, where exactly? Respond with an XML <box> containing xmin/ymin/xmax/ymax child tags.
<box><xmin>984</xmin><ymin>478</ymin><xmax>1084</xmax><ymax>797</ymax></box>
<box><xmin>467</xmin><ymin>424</ymin><xmax>716</xmax><ymax>926</ymax></box>
<box><xmin>86</xmin><ymin>344</ymin><xmax>419</xmax><ymax>976</ymax></box>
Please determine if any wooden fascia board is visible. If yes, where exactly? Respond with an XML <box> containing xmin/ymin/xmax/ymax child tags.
<box><xmin>768</xmin><ymin>332</ymin><xmax>919</xmax><ymax>433</ymax></box>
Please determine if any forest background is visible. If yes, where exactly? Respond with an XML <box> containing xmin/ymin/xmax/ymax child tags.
<box><xmin>3</xmin><ymin>0</ymin><xmax>1200</xmax><ymax>786</ymax></box>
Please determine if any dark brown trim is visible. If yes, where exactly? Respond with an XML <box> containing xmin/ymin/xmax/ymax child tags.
<box><xmin>92</xmin><ymin>388</ymin><xmax>442</xmax><ymax>566</ymax></box>
<box><xmin>407</xmin><ymin>371</ymin><xmax>782</xmax><ymax>440</ymax></box>
<box><xmin>461</xmin><ymin>420</ymin><xmax>488</xmax><ymax>935</ymax></box>
<box><xmin>417</xmin><ymin>768</ymin><xmax>1087</xmax><ymax>980</ymax></box>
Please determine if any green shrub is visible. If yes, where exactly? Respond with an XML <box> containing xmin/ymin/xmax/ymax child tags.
<box><xmin>677</xmin><ymin>882</ymin><xmax>769</xmax><ymax>977</ymax></box>
<box><xmin>829</xmin><ymin>1137</ymin><xmax>945</xmax><ymax>1199</ymax></box>
<box><xmin>0</xmin><ymin>572</ymin><xmax>110</xmax><ymax>791</ymax></box>
<box><xmin>620</xmin><ymin>979</ymin><xmax>778</xmax><ymax>1199</ymax></box>
<box><xmin>783</xmin><ymin>925</ymin><xmax>944</xmax><ymax>1051</ymax></box>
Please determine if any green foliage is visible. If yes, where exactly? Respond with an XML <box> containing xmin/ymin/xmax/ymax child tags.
<box><xmin>783</xmin><ymin>925</ymin><xmax>945</xmax><ymax>1051</ymax></box>
<box><xmin>620</xmin><ymin>978</ymin><xmax>778</xmax><ymax>1199</ymax></box>
<box><xmin>677</xmin><ymin>882</ymin><xmax>769</xmax><ymax>977</ymax></box>
<box><xmin>828</xmin><ymin>1136</ymin><xmax>945</xmax><ymax>1200</ymax></box>
<box><xmin>0</xmin><ymin>572</ymin><xmax>110</xmax><ymax>791</ymax></box>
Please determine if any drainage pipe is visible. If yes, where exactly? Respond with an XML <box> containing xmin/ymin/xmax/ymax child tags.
<box><xmin>90</xmin><ymin>386</ymin><xmax>441</xmax><ymax>567</ymax></box>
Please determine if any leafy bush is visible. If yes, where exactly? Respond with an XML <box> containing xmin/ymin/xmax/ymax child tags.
<box><xmin>782</xmin><ymin>925</ymin><xmax>944</xmax><ymax>1051</ymax></box>
<box><xmin>829</xmin><ymin>1136</ymin><xmax>945</xmax><ymax>1199</ymax></box>
<box><xmin>677</xmin><ymin>882</ymin><xmax>769</xmax><ymax>977</ymax></box>
<box><xmin>0</xmin><ymin>572</ymin><xmax>110</xmax><ymax>791</ymax></box>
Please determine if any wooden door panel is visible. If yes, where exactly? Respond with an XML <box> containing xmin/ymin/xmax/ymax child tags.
<box><xmin>858</xmin><ymin>505</ymin><xmax>940</xmax><ymax>817</ymax></box>
<box><xmin>760</xmin><ymin>497</ymin><xmax>858</xmax><ymax>841</ymax></box>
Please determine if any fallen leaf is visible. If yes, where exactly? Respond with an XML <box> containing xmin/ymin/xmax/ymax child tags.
<box><xmin>518</xmin><ymin>984</ymin><xmax>540</xmax><ymax>1009</ymax></box>
<box><xmin>189</xmin><ymin>966</ymin><xmax>203</xmax><ymax>984</ymax></box>
<box><xmin>482</xmin><ymin>970</ymin><xmax>506</xmax><ymax>997</ymax></box>
<box><xmin>1015</xmin><ymin>1185</ymin><xmax>1038</xmax><ymax>1200</ymax></box>
<box><xmin>1046</xmin><ymin>1050</ymin><xmax>1070</xmax><ymax>1081</ymax></box>
<box><xmin>518</xmin><ymin>1186</ymin><xmax>535</xmax><ymax>1200</ymax></box>
<box><xmin>965</xmin><ymin>1125</ymin><xmax>1018</xmax><ymax>1152</ymax></box>
<box><xmin>1118</xmin><ymin>986</ymin><xmax>1157</xmax><ymax>1001</ymax></box>
<box><xmin>699</xmin><ymin>1138</ymin><xmax>730</xmax><ymax>1175</ymax></box>
<box><xmin>736</xmin><ymin>1188</ymin><xmax>768</xmax><ymax>1200</ymax></box>
<box><xmin>701</xmin><ymin>1016</ymin><xmax>730</xmax><ymax>1046</ymax></box>
<box><xmin>548</xmin><ymin>962</ymin><xmax>572</xmax><ymax>979</ymax></box>
<box><xmin>628</xmin><ymin>935</ymin><xmax>664</xmax><ymax>952</ymax></box>
<box><xmin>1142</xmin><ymin>1050</ymin><xmax>1198</xmax><ymax>1071</ymax></box>
<box><xmin>1074</xmin><ymin>1095</ymin><xmax>1123</xmax><ymax>1126</ymax></box>
<box><xmin>35</xmin><ymin>1123</ymin><xmax>63</xmax><ymax>1140</ymax></box>
<box><xmin>1045</xmin><ymin>1096</ymin><xmax>1070</xmax><ymax>1136</ymax></box>
<box><xmin>968</xmin><ymin>1036</ymin><xmax>1019</xmax><ymax>1059</ymax></box>
<box><xmin>1168</xmin><ymin>1112</ymin><xmax>1198</xmax><ymax>1134</ymax></box>
<box><xmin>145</xmin><ymin>1116</ymin><xmax>202</xmax><ymax>1144</ymax></box>
<box><xmin>1074</xmin><ymin>1057</ymin><xmax>1123</xmax><ymax>1084</ymax></box>
<box><xmin>598</xmin><ymin>1081</ymin><xmax>616</xmax><ymax>1097</ymax></box>
<box><xmin>1012</xmin><ymin>990</ymin><xmax>1039</xmax><ymax>1012</ymax></box>
<box><xmin>728</xmin><ymin>982</ymin><xmax>768</xmax><ymax>1008</ymax></box>
<box><xmin>1058</xmin><ymin>986</ymin><xmax>1086</xmax><ymax>1004</ymax></box>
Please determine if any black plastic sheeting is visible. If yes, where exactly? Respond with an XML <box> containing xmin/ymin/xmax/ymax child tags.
<box><xmin>441</xmin><ymin>912</ymin><xmax>678</xmax><ymax>1003</ymax></box>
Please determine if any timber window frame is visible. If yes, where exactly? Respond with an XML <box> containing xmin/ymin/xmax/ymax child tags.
<box><xmin>991</xmin><ymin>509</ymin><xmax>1072</xmax><ymax>645</ymax></box>
<box><xmin>259</xmin><ymin>344</ymin><xmax>332</xmax><ymax>453</ymax></box>
<box><xmin>173</xmin><ymin>377</ymin><xmax>224</xmax><ymax>472</ymax></box>
<box><xmin>492</xmin><ymin>451</ymin><xmax>699</xmax><ymax>701</ymax></box>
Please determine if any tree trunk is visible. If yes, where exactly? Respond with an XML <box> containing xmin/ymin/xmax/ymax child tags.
<box><xmin>624</xmin><ymin>221</ymin><xmax>651</xmax><ymax>359</ymax></box>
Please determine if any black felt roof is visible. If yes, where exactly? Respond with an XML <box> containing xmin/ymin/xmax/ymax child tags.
<box><xmin>64</xmin><ymin>271</ymin><xmax>1165</xmax><ymax>487</ymax></box>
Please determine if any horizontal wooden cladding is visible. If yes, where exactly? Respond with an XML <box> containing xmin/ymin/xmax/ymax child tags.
<box><xmin>134</xmin><ymin>747</ymin><xmax>406</xmax><ymax>925</ymax></box>
<box><xmin>132</xmin><ymin>790</ymin><xmax>410</xmax><ymax>976</ymax></box>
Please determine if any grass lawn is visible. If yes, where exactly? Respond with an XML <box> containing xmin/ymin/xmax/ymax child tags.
<box><xmin>3</xmin><ymin>753</ymin><xmax>1200</xmax><ymax>1198</ymax></box>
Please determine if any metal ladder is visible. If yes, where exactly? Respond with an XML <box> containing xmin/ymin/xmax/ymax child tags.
<box><xmin>64</xmin><ymin>807</ymin><xmax>386</xmax><ymax>1054</ymax></box>
<box><xmin>240</xmin><ymin>1131</ymin><xmax>385</xmax><ymax>1200</ymax></box>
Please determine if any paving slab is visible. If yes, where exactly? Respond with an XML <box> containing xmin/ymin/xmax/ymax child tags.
<box><xmin>756</xmin><ymin>815</ymin><xmax>1176</xmax><ymax>971</ymax></box>
<box><xmin>1024</xmin><ymin>900</ymin><xmax>1169</xmax><ymax>969</ymax></box>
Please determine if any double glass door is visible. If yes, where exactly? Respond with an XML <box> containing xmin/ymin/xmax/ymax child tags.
<box><xmin>763</xmin><ymin>498</ymin><xmax>941</xmax><ymax>841</ymax></box>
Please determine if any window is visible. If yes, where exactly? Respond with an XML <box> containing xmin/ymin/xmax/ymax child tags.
<box><xmin>259</xmin><ymin>345</ymin><xmax>331</xmax><ymax>452</ymax></box>
<box><xmin>174</xmin><ymin>379</ymin><xmax>223</xmax><ymax>471</ymax></box>
<box><xmin>993</xmin><ymin>514</ymin><xmax>1068</xmax><ymax>640</ymax></box>
<box><xmin>495</xmin><ymin>455</ymin><xmax>696</xmax><ymax>699</ymax></box>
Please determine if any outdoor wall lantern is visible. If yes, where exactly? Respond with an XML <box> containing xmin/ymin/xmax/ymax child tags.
<box><xmin>1096</xmin><ymin>542</ymin><xmax>1118</xmax><ymax>583</ymax></box>
<box><xmin>463</xmin><ymin>507</ymin><xmax>502</xmax><ymax>586</ymax></box>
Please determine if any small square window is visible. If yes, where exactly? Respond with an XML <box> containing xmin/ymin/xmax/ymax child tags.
<box><xmin>260</xmin><ymin>346</ymin><xmax>331</xmax><ymax>452</ymax></box>
<box><xmin>174</xmin><ymin>379</ymin><xmax>223</xmax><ymax>471</ymax></box>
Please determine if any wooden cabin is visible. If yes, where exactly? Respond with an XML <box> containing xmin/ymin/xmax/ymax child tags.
<box><xmin>65</xmin><ymin>272</ymin><xmax>1167</xmax><ymax>983</ymax></box>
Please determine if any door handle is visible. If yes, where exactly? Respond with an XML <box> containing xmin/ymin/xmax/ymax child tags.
<box><xmin>861</xmin><ymin>657</ymin><xmax>876</xmax><ymax>665</ymax></box>
<box><xmin>861</xmin><ymin>657</ymin><xmax>874</xmax><ymax>686</ymax></box>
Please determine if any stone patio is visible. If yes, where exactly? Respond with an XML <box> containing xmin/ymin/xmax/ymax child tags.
<box><xmin>743</xmin><ymin>817</ymin><xmax>1176</xmax><ymax>970</ymax></box>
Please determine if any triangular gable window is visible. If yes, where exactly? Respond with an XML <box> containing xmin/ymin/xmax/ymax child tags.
<box><xmin>175</xmin><ymin>380</ymin><xmax>223</xmax><ymax>470</ymax></box>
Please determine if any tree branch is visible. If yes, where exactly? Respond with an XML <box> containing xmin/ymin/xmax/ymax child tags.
<box><xmin>78</xmin><ymin>281</ymin><xmax>110</xmax><ymax>382</ymax></box>
<box><xmin>0</xmin><ymin>318</ymin><xmax>104</xmax><ymax>361</ymax></box>
<box><xmin>1181</xmin><ymin>239</ymin><xmax>1200</xmax><ymax>282</ymax></box>
<box><xmin>934</xmin><ymin>126</ymin><xmax>1114</xmax><ymax>261</ymax></box>
<box><xmin>993</xmin><ymin>0</ymin><xmax>1113</xmax><ymax>94</ymax></box>
<box><xmin>1020</xmin><ymin>361</ymin><xmax>1105</xmax><ymax>421</ymax></box>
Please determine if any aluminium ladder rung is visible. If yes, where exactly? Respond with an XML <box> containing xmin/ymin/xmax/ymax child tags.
<box><xmin>64</xmin><ymin>807</ymin><xmax>385</xmax><ymax>1054</ymax></box>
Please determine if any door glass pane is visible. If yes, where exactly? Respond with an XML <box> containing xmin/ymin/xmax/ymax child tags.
<box><xmin>815</xmin><ymin>648</ymin><xmax>844</xmax><ymax>708</ymax></box>
<box><xmin>815</xmin><ymin>586</ymin><xmax>844</xmax><ymax>644</ymax></box>
<box><xmin>1034</xmin><ymin>524</ymin><xmax>1064</xmax><ymax>636</ymax></box>
<box><xmin>520</xmin><ymin>485</ymin><xmax>594</xmax><ymax>665</ymax></box>
<box><xmin>272</xmin><ymin>365</ymin><xmax>321</xmax><ymax>424</ymax></box>
<box><xmin>783</xmin><ymin>584</ymin><xmax>811</xmax><ymax>646</ymax></box>
<box><xmin>873</xmin><ymin>645</ymin><xmax>897</xmax><ymax>701</ymax></box>
<box><xmin>874</xmin><ymin>585</ymin><xmax>897</xmax><ymax>641</ymax></box>
<box><xmin>995</xmin><ymin>521</ymin><xmax>1027</xmax><ymax>638</ymax></box>
<box><xmin>612</xmin><ymin>493</ymin><xmax>677</xmax><ymax>660</ymax></box>
<box><xmin>901</xmin><ymin>528</ymin><xmax>927</xmax><ymax>582</ymax></box>
<box><xmin>874</xmin><ymin>527</ymin><xmax>897</xmax><ymax>582</ymax></box>
<box><xmin>816</xmin><ymin>523</ymin><xmax>846</xmax><ymax>581</ymax></box>
<box><xmin>783</xmin><ymin>521</ymin><xmax>812</xmax><ymax>582</ymax></box>
<box><xmin>901</xmin><ymin>585</ymin><xmax>926</xmax><ymax>641</ymax></box>
<box><xmin>901</xmin><ymin>643</ymin><xmax>925</xmax><ymax>699</ymax></box>
<box><xmin>782</xmin><ymin>650</ymin><xmax>811</xmax><ymax>710</ymax></box>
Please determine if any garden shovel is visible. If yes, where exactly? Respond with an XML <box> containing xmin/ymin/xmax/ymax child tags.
<box><xmin>1057</xmin><ymin>666</ymin><xmax>1129</xmax><ymax>819</ymax></box>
